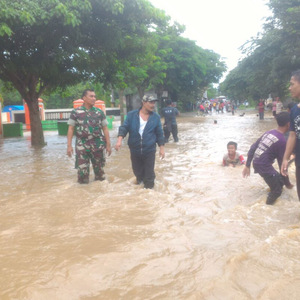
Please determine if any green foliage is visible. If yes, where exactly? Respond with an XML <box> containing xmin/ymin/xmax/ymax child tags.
<box><xmin>0</xmin><ymin>0</ymin><xmax>226</xmax><ymax>144</ymax></box>
<box><xmin>221</xmin><ymin>0</ymin><xmax>300</xmax><ymax>101</ymax></box>
<box><xmin>0</xmin><ymin>81</ymin><xmax>22</xmax><ymax>105</ymax></box>
<box><xmin>0</xmin><ymin>23</ymin><xmax>12</xmax><ymax>36</ymax></box>
<box><xmin>41</xmin><ymin>81</ymin><xmax>112</xmax><ymax>108</ymax></box>
<box><xmin>207</xmin><ymin>84</ymin><xmax>218</xmax><ymax>100</ymax></box>
<box><xmin>157</xmin><ymin>33</ymin><xmax>226</xmax><ymax>103</ymax></box>
<box><xmin>0</xmin><ymin>0</ymin><xmax>165</xmax><ymax>145</ymax></box>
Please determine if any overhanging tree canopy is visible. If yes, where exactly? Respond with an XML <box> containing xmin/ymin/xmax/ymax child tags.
<box><xmin>221</xmin><ymin>0</ymin><xmax>300</xmax><ymax>102</ymax></box>
<box><xmin>0</xmin><ymin>0</ymin><xmax>164</xmax><ymax>145</ymax></box>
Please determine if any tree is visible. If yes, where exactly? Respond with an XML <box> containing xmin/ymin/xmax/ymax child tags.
<box><xmin>0</xmin><ymin>0</ymin><xmax>95</xmax><ymax>145</ymax></box>
<box><xmin>221</xmin><ymin>0</ymin><xmax>300</xmax><ymax>102</ymax></box>
<box><xmin>156</xmin><ymin>28</ymin><xmax>226</xmax><ymax>105</ymax></box>
<box><xmin>0</xmin><ymin>0</ymin><xmax>164</xmax><ymax>145</ymax></box>
<box><xmin>78</xmin><ymin>0</ymin><xmax>169</xmax><ymax>123</ymax></box>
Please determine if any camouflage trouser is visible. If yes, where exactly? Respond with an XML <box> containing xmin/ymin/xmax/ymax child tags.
<box><xmin>75</xmin><ymin>147</ymin><xmax>105</xmax><ymax>183</ymax></box>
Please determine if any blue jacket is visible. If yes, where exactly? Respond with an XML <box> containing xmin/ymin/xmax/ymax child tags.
<box><xmin>118</xmin><ymin>109</ymin><xmax>165</xmax><ymax>154</ymax></box>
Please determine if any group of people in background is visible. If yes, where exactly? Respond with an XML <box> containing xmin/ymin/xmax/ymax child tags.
<box><xmin>257</xmin><ymin>96</ymin><xmax>283</xmax><ymax>120</ymax></box>
<box><xmin>198</xmin><ymin>100</ymin><xmax>235</xmax><ymax>115</ymax></box>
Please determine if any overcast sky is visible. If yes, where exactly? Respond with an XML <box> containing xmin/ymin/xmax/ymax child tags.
<box><xmin>149</xmin><ymin>0</ymin><xmax>271</xmax><ymax>74</ymax></box>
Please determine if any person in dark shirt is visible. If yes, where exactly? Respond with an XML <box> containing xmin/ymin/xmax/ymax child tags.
<box><xmin>287</xmin><ymin>101</ymin><xmax>296</xmax><ymax>113</ymax></box>
<box><xmin>115</xmin><ymin>95</ymin><xmax>165</xmax><ymax>189</ymax></box>
<box><xmin>161</xmin><ymin>99</ymin><xmax>180</xmax><ymax>143</ymax></box>
<box><xmin>242</xmin><ymin>112</ymin><xmax>293</xmax><ymax>205</ymax></box>
<box><xmin>282</xmin><ymin>70</ymin><xmax>300</xmax><ymax>200</ymax></box>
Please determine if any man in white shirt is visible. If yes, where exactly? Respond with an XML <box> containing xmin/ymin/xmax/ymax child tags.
<box><xmin>115</xmin><ymin>95</ymin><xmax>165</xmax><ymax>189</ymax></box>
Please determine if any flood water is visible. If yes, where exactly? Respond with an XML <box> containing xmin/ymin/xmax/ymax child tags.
<box><xmin>1</xmin><ymin>110</ymin><xmax>300</xmax><ymax>300</ymax></box>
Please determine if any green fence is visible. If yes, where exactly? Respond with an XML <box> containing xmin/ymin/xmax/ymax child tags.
<box><xmin>41</xmin><ymin>117</ymin><xmax>114</xmax><ymax>134</ymax></box>
<box><xmin>57</xmin><ymin>121</ymin><xmax>69</xmax><ymax>135</ymax></box>
<box><xmin>42</xmin><ymin>120</ymin><xmax>58</xmax><ymax>131</ymax></box>
<box><xmin>107</xmin><ymin>116</ymin><xmax>114</xmax><ymax>130</ymax></box>
<box><xmin>3</xmin><ymin>123</ymin><xmax>23</xmax><ymax>137</ymax></box>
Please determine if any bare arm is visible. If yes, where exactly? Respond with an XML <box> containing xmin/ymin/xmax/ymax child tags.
<box><xmin>102</xmin><ymin>126</ymin><xmax>112</xmax><ymax>156</ymax></box>
<box><xmin>67</xmin><ymin>125</ymin><xmax>75</xmax><ymax>157</ymax></box>
<box><xmin>281</xmin><ymin>131</ymin><xmax>296</xmax><ymax>176</ymax></box>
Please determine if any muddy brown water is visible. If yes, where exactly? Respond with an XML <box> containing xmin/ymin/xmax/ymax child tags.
<box><xmin>1</xmin><ymin>111</ymin><xmax>300</xmax><ymax>299</ymax></box>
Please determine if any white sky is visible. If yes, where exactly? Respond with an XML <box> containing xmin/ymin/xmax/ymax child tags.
<box><xmin>149</xmin><ymin>0</ymin><xmax>271</xmax><ymax>76</ymax></box>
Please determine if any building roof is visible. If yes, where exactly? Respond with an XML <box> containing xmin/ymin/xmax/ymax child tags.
<box><xmin>2</xmin><ymin>105</ymin><xmax>24</xmax><ymax>112</ymax></box>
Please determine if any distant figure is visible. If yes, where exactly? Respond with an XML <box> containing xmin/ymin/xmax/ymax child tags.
<box><xmin>258</xmin><ymin>99</ymin><xmax>265</xmax><ymax>120</ymax></box>
<box><xmin>231</xmin><ymin>102</ymin><xmax>235</xmax><ymax>115</ymax></box>
<box><xmin>220</xmin><ymin>101</ymin><xmax>224</xmax><ymax>113</ymax></box>
<box><xmin>216</xmin><ymin>102</ymin><xmax>220</xmax><ymax>114</ymax></box>
<box><xmin>272</xmin><ymin>99</ymin><xmax>277</xmax><ymax>117</ymax></box>
<box><xmin>213</xmin><ymin>102</ymin><xmax>217</xmax><ymax>112</ymax></box>
<box><xmin>67</xmin><ymin>89</ymin><xmax>112</xmax><ymax>184</ymax></box>
<box><xmin>243</xmin><ymin>112</ymin><xmax>293</xmax><ymax>205</ymax></box>
<box><xmin>223</xmin><ymin>141</ymin><xmax>245</xmax><ymax>167</ymax></box>
<box><xmin>199</xmin><ymin>103</ymin><xmax>205</xmax><ymax>115</ymax></box>
<box><xmin>275</xmin><ymin>97</ymin><xmax>283</xmax><ymax>115</ymax></box>
<box><xmin>162</xmin><ymin>99</ymin><xmax>180</xmax><ymax>143</ymax></box>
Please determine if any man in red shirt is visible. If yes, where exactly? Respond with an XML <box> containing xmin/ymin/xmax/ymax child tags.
<box><xmin>258</xmin><ymin>99</ymin><xmax>265</xmax><ymax>120</ymax></box>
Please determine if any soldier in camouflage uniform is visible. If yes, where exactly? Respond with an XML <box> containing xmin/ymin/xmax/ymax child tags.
<box><xmin>67</xmin><ymin>89</ymin><xmax>112</xmax><ymax>184</ymax></box>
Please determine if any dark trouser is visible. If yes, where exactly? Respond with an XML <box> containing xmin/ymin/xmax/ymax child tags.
<box><xmin>164</xmin><ymin>124</ymin><xmax>178</xmax><ymax>142</ymax></box>
<box><xmin>259</xmin><ymin>111</ymin><xmax>264</xmax><ymax>120</ymax></box>
<box><xmin>260</xmin><ymin>172</ymin><xmax>284</xmax><ymax>205</ymax></box>
<box><xmin>296</xmin><ymin>166</ymin><xmax>300</xmax><ymax>200</ymax></box>
<box><xmin>130</xmin><ymin>151</ymin><xmax>156</xmax><ymax>189</ymax></box>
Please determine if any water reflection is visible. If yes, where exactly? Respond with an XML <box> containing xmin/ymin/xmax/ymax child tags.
<box><xmin>1</xmin><ymin>111</ymin><xmax>300</xmax><ymax>299</ymax></box>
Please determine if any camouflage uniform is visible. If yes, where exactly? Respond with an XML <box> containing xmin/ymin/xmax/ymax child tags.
<box><xmin>68</xmin><ymin>106</ymin><xmax>107</xmax><ymax>183</ymax></box>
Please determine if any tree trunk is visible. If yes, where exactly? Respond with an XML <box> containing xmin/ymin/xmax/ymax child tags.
<box><xmin>155</xmin><ymin>86</ymin><xmax>164</xmax><ymax>115</ymax></box>
<box><xmin>110</xmin><ymin>85</ymin><xmax>115</xmax><ymax>107</ymax></box>
<box><xmin>119</xmin><ymin>89</ymin><xmax>127</xmax><ymax>125</ymax></box>
<box><xmin>137</xmin><ymin>86</ymin><xmax>144</xmax><ymax>100</ymax></box>
<box><xmin>26</xmin><ymin>97</ymin><xmax>45</xmax><ymax>147</ymax></box>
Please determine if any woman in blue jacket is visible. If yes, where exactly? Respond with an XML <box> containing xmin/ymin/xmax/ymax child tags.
<box><xmin>115</xmin><ymin>95</ymin><xmax>165</xmax><ymax>189</ymax></box>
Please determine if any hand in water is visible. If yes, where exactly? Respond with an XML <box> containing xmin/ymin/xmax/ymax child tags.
<box><xmin>106</xmin><ymin>145</ymin><xmax>112</xmax><ymax>156</ymax></box>
<box><xmin>115</xmin><ymin>142</ymin><xmax>121</xmax><ymax>151</ymax></box>
<box><xmin>67</xmin><ymin>146</ymin><xmax>73</xmax><ymax>157</ymax></box>
<box><xmin>242</xmin><ymin>166</ymin><xmax>250</xmax><ymax>178</ymax></box>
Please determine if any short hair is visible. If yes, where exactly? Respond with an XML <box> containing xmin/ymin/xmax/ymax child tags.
<box><xmin>291</xmin><ymin>70</ymin><xmax>300</xmax><ymax>83</ymax></box>
<box><xmin>166</xmin><ymin>99</ymin><xmax>172</xmax><ymax>106</ymax></box>
<box><xmin>287</xmin><ymin>102</ymin><xmax>296</xmax><ymax>110</ymax></box>
<box><xmin>82</xmin><ymin>89</ymin><xmax>94</xmax><ymax>98</ymax></box>
<box><xmin>227</xmin><ymin>141</ymin><xmax>237</xmax><ymax>149</ymax></box>
<box><xmin>275</xmin><ymin>112</ymin><xmax>290</xmax><ymax>127</ymax></box>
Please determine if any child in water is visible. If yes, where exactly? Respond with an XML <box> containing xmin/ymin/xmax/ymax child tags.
<box><xmin>223</xmin><ymin>141</ymin><xmax>245</xmax><ymax>167</ymax></box>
